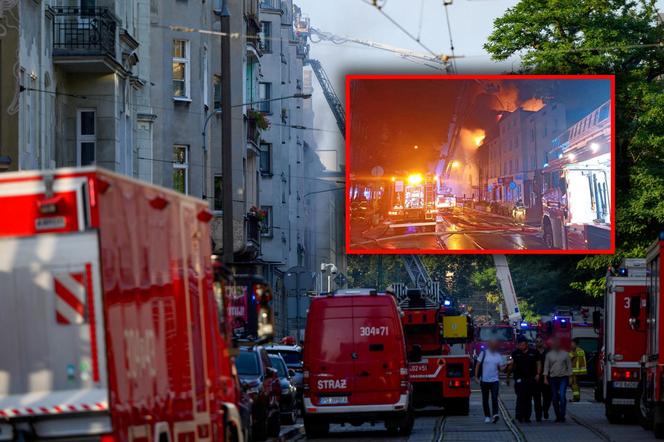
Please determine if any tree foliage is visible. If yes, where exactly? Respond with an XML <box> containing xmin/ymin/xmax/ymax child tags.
<box><xmin>485</xmin><ymin>0</ymin><xmax>664</xmax><ymax>294</ymax></box>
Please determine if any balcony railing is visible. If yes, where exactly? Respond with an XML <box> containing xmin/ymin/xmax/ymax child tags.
<box><xmin>52</xmin><ymin>7</ymin><xmax>117</xmax><ymax>57</ymax></box>
<box><xmin>247</xmin><ymin>115</ymin><xmax>260</xmax><ymax>146</ymax></box>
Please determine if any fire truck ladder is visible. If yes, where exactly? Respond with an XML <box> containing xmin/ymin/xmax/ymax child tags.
<box><xmin>492</xmin><ymin>254</ymin><xmax>523</xmax><ymax>326</ymax></box>
<box><xmin>306</xmin><ymin>59</ymin><xmax>346</xmax><ymax>137</ymax></box>
<box><xmin>394</xmin><ymin>255</ymin><xmax>447</xmax><ymax>307</ymax></box>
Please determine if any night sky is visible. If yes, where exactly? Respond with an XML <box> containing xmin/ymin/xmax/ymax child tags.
<box><xmin>349</xmin><ymin>78</ymin><xmax>611</xmax><ymax>175</ymax></box>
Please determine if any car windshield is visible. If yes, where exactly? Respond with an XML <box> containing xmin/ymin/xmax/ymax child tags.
<box><xmin>277</xmin><ymin>350</ymin><xmax>302</xmax><ymax>366</ymax></box>
<box><xmin>268</xmin><ymin>355</ymin><xmax>288</xmax><ymax>377</ymax></box>
<box><xmin>479</xmin><ymin>327</ymin><xmax>514</xmax><ymax>342</ymax></box>
<box><xmin>236</xmin><ymin>351</ymin><xmax>260</xmax><ymax>376</ymax></box>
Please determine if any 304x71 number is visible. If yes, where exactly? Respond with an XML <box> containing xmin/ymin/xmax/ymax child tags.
<box><xmin>359</xmin><ymin>326</ymin><xmax>389</xmax><ymax>336</ymax></box>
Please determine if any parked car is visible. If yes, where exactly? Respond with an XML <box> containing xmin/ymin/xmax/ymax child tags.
<box><xmin>236</xmin><ymin>346</ymin><xmax>282</xmax><ymax>440</ymax></box>
<box><xmin>302</xmin><ymin>289</ymin><xmax>414</xmax><ymax>438</ymax></box>
<box><xmin>268</xmin><ymin>353</ymin><xmax>299</xmax><ymax>424</ymax></box>
<box><xmin>266</xmin><ymin>344</ymin><xmax>304</xmax><ymax>402</ymax></box>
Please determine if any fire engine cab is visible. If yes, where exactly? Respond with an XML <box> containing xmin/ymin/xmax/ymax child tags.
<box><xmin>0</xmin><ymin>167</ymin><xmax>245</xmax><ymax>442</ymax></box>
<box><xmin>398</xmin><ymin>289</ymin><xmax>471</xmax><ymax>414</ymax></box>
<box><xmin>597</xmin><ymin>258</ymin><xmax>647</xmax><ymax>423</ymax></box>
<box><xmin>541</xmin><ymin>100</ymin><xmax>611</xmax><ymax>250</ymax></box>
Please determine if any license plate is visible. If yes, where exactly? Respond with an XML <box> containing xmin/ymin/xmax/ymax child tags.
<box><xmin>319</xmin><ymin>396</ymin><xmax>348</xmax><ymax>405</ymax></box>
<box><xmin>612</xmin><ymin>398</ymin><xmax>635</xmax><ymax>405</ymax></box>
<box><xmin>613</xmin><ymin>381</ymin><xmax>638</xmax><ymax>389</ymax></box>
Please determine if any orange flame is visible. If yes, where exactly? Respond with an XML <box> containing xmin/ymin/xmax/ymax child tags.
<box><xmin>521</xmin><ymin>97</ymin><xmax>545</xmax><ymax>112</ymax></box>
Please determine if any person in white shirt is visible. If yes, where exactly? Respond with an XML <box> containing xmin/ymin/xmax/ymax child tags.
<box><xmin>475</xmin><ymin>339</ymin><xmax>506</xmax><ymax>423</ymax></box>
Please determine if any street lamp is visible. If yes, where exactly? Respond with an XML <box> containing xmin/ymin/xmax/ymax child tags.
<box><xmin>232</xmin><ymin>92</ymin><xmax>312</xmax><ymax>108</ymax></box>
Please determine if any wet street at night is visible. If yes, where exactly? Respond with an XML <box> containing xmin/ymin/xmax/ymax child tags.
<box><xmin>350</xmin><ymin>207</ymin><xmax>550</xmax><ymax>251</ymax></box>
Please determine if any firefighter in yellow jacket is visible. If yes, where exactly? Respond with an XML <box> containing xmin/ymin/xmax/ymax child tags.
<box><xmin>569</xmin><ymin>339</ymin><xmax>587</xmax><ymax>402</ymax></box>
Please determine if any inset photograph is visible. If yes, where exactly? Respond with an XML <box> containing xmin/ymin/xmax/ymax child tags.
<box><xmin>347</xmin><ymin>75</ymin><xmax>614</xmax><ymax>254</ymax></box>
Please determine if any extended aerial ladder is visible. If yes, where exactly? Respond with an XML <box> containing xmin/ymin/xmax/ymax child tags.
<box><xmin>306</xmin><ymin>59</ymin><xmax>346</xmax><ymax>137</ymax></box>
<box><xmin>492</xmin><ymin>254</ymin><xmax>523</xmax><ymax>326</ymax></box>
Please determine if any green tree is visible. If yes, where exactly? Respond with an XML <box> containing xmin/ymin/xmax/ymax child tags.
<box><xmin>485</xmin><ymin>0</ymin><xmax>664</xmax><ymax>273</ymax></box>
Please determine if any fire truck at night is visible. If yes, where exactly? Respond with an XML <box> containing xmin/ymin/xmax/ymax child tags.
<box><xmin>395</xmin><ymin>287</ymin><xmax>472</xmax><ymax>414</ymax></box>
<box><xmin>387</xmin><ymin>173</ymin><xmax>438</xmax><ymax>223</ymax></box>
<box><xmin>541</xmin><ymin>99</ymin><xmax>611</xmax><ymax>250</ymax></box>
<box><xmin>0</xmin><ymin>167</ymin><xmax>256</xmax><ymax>442</ymax></box>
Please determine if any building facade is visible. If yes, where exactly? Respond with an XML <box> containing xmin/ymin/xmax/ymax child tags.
<box><xmin>477</xmin><ymin>102</ymin><xmax>566</xmax><ymax>222</ymax></box>
<box><xmin>1</xmin><ymin>0</ymin><xmax>149</xmax><ymax>174</ymax></box>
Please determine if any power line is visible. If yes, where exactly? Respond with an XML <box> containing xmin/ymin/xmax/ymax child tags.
<box><xmin>361</xmin><ymin>0</ymin><xmax>440</xmax><ymax>59</ymax></box>
<box><xmin>18</xmin><ymin>87</ymin><xmax>336</xmax><ymax>134</ymax></box>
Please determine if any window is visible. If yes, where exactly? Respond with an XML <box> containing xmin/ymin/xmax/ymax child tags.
<box><xmin>213</xmin><ymin>75</ymin><xmax>222</xmax><ymax>110</ymax></box>
<box><xmin>213</xmin><ymin>174</ymin><xmax>223</xmax><ymax>211</ymax></box>
<box><xmin>260</xmin><ymin>21</ymin><xmax>272</xmax><ymax>53</ymax></box>
<box><xmin>172</xmin><ymin>40</ymin><xmax>190</xmax><ymax>99</ymax></box>
<box><xmin>77</xmin><ymin>109</ymin><xmax>96</xmax><ymax>166</ymax></box>
<box><xmin>259</xmin><ymin>142</ymin><xmax>272</xmax><ymax>174</ymax></box>
<box><xmin>260</xmin><ymin>205</ymin><xmax>273</xmax><ymax>237</ymax></box>
<box><xmin>173</xmin><ymin>145</ymin><xmax>189</xmax><ymax>194</ymax></box>
<box><xmin>258</xmin><ymin>82</ymin><xmax>271</xmax><ymax>113</ymax></box>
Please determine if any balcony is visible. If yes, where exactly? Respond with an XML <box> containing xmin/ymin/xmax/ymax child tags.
<box><xmin>247</xmin><ymin>114</ymin><xmax>261</xmax><ymax>147</ymax></box>
<box><xmin>51</xmin><ymin>6</ymin><xmax>121</xmax><ymax>73</ymax></box>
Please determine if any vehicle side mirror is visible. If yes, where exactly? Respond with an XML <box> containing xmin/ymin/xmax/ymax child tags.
<box><xmin>592</xmin><ymin>311</ymin><xmax>601</xmax><ymax>330</ymax></box>
<box><xmin>409</xmin><ymin>344</ymin><xmax>422</xmax><ymax>363</ymax></box>
<box><xmin>288</xmin><ymin>369</ymin><xmax>296</xmax><ymax>378</ymax></box>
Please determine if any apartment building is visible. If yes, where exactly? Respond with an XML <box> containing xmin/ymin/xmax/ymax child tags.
<box><xmin>477</xmin><ymin>102</ymin><xmax>567</xmax><ymax>221</ymax></box>
<box><xmin>1</xmin><ymin>0</ymin><xmax>149</xmax><ymax>174</ymax></box>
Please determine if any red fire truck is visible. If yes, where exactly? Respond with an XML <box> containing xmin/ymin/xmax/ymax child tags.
<box><xmin>538</xmin><ymin>313</ymin><xmax>573</xmax><ymax>350</ymax></box>
<box><xmin>399</xmin><ymin>289</ymin><xmax>471</xmax><ymax>414</ymax></box>
<box><xmin>541</xmin><ymin>100</ymin><xmax>611</xmax><ymax>250</ymax></box>
<box><xmin>641</xmin><ymin>234</ymin><xmax>664</xmax><ymax>438</ymax></box>
<box><xmin>470</xmin><ymin>323</ymin><xmax>516</xmax><ymax>359</ymax></box>
<box><xmin>386</xmin><ymin>173</ymin><xmax>438</xmax><ymax>223</ymax></box>
<box><xmin>0</xmin><ymin>167</ymin><xmax>245</xmax><ymax>442</ymax></box>
<box><xmin>596</xmin><ymin>259</ymin><xmax>646</xmax><ymax>423</ymax></box>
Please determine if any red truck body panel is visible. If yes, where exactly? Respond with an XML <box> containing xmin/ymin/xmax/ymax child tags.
<box><xmin>0</xmin><ymin>168</ymin><xmax>240</xmax><ymax>441</ymax></box>
<box><xmin>600</xmin><ymin>270</ymin><xmax>646</xmax><ymax>414</ymax></box>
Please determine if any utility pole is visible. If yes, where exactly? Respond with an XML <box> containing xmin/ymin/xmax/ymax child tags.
<box><xmin>221</xmin><ymin>1</ymin><xmax>234</xmax><ymax>264</ymax></box>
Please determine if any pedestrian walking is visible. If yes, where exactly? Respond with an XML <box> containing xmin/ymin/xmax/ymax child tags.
<box><xmin>569</xmin><ymin>339</ymin><xmax>587</xmax><ymax>402</ymax></box>
<box><xmin>533</xmin><ymin>337</ymin><xmax>552</xmax><ymax>421</ymax></box>
<box><xmin>475</xmin><ymin>339</ymin><xmax>506</xmax><ymax>424</ymax></box>
<box><xmin>544</xmin><ymin>337</ymin><xmax>572</xmax><ymax>423</ymax></box>
<box><xmin>507</xmin><ymin>336</ymin><xmax>539</xmax><ymax>423</ymax></box>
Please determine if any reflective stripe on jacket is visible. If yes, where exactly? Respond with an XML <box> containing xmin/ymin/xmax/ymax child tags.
<box><xmin>571</xmin><ymin>348</ymin><xmax>587</xmax><ymax>375</ymax></box>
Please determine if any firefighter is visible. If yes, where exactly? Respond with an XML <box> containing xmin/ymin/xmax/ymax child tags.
<box><xmin>569</xmin><ymin>338</ymin><xmax>587</xmax><ymax>402</ymax></box>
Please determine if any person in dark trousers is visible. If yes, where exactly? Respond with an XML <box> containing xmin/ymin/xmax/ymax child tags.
<box><xmin>533</xmin><ymin>337</ymin><xmax>552</xmax><ymax>421</ymax></box>
<box><xmin>544</xmin><ymin>337</ymin><xmax>573</xmax><ymax>423</ymax></box>
<box><xmin>507</xmin><ymin>336</ymin><xmax>540</xmax><ymax>423</ymax></box>
<box><xmin>475</xmin><ymin>339</ymin><xmax>506</xmax><ymax>423</ymax></box>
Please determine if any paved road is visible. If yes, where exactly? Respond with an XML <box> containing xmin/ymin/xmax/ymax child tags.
<box><xmin>282</xmin><ymin>384</ymin><xmax>659</xmax><ymax>441</ymax></box>
<box><xmin>349</xmin><ymin>207</ymin><xmax>550</xmax><ymax>251</ymax></box>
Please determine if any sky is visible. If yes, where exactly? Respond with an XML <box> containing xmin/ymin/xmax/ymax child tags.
<box><xmin>348</xmin><ymin>78</ymin><xmax>611</xmax><ymax>174</ymax></box>
<box><xmin>296</xmin><ymin>0</ymin><xmax>523</xmax><ymax>155</ymax></box>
